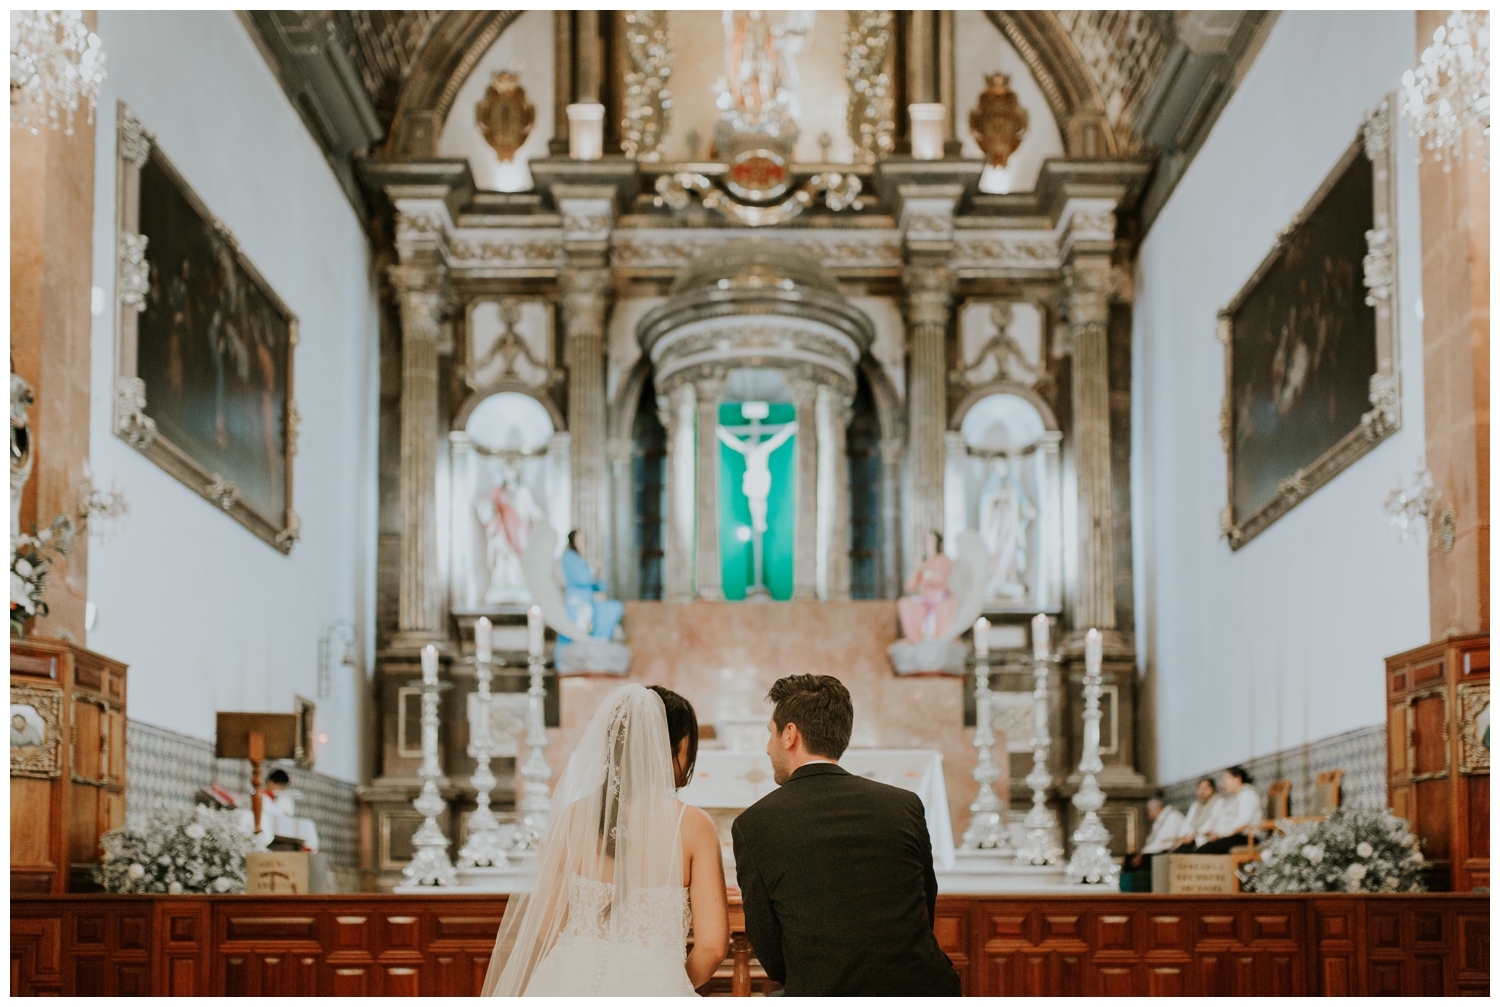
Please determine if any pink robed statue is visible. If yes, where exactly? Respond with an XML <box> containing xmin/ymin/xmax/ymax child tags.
<box><xmin>897</xmin><ymin>532</ymin><xmax>957</xmax><ymax>641</ymax></box>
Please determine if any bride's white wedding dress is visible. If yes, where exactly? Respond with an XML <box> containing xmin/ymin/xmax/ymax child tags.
<box><xmin>482</xmin><ymin>685</ymin><xmax>700</xmax><ymax>997</ymax></box>
<box><xmin>525</xmin><ymin>822</ymin><xmax>696</xmax><ymax>995</ymax></box>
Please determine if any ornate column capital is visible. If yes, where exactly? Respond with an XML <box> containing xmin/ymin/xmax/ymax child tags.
<box><xmin>560</xmin><ymin>267</ymin><xmax>613</xmax><ymax>330</ymax></box>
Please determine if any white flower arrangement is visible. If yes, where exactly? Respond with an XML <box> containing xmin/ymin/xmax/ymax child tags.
<box><xmin>1241</xmin><ymin>805</ymin><xmax>1427</xmax><ymax>894</ymax></box>
<box><xmin>11</xmin><ymin>514</ymin><xmax>75</xmax><ymax>637</ymax></box>
<box><xmin>93</xmin><ymin>804</ymin><xmax>252</xmax><ymax>894</ymax></box>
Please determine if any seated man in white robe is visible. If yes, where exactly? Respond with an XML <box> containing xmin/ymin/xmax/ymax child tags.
<box><xmin>1125</xmin><ymin>792</ymin><xmax>1188</xmax><ymax>870</ymax></box>
<box><xmin>1193</xmin><ymin>766</ymin><xmax>1262</xmax><ymax>854</ymax></box>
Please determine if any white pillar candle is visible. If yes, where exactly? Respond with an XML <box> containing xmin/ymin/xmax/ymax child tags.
<box><xmin>567</xmin><ymin>103</ymin><xmax>605</xmax><ymax>161</ymax></box>
<box><xmin>909</xmin><ymin>103</ymin><xmax>946</xmax><ymax>161</ymax></box>
<box><xmin>974</xmin><ymin>616</ymin><xmax>990</xmax><ymax>657</ymax></box>
<box><xmin>475</xmin><ymin>616</ymin><xmax>492</xmax><ymax>663</ymax></box>
<box><xmin>1031</xmin><ymin>613</ymin><xmax>1050</xmax><ymax>661</ymax></box>
<box><xmin>421</xmin><ymin>644</ymin><xmax>438</xmax><ymax>685</ymax></box>
<box><xmin>528</xmin><ymin>605</ymin><xmax>544</xmax><ymax>658</ymax></box>
<box><xmin>1085</xmin><ymin>627</ymin><xmax>1102</xmax><ymax>674</ymax></box>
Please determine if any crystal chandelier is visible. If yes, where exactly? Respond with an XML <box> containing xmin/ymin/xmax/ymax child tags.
<box><xmin>1382</xmin><ymin>465</ymin><xmax>1439</xmax><ymax>542</ymax></box>
<box><xmin>1400</xmin><ymin>10</ymin><xmax>1490</xmax><ymax>171</ymax></box>
<box><xmin>10</xmin><ymin>10</ymin><xmax>107</xmax><ymax>136</ymax></box>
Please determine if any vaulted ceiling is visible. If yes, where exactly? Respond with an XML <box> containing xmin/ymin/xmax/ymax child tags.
<box><xmin>242</xmin><ymin>10</ymin><xmax>1272</xmax><ymax>230</ymax></box>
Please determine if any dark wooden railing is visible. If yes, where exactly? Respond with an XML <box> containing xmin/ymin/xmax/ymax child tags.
<box><xmin>11</xmin><ymin>892</ymin><xmax>1488</xmax><ymax>996</ymax></box>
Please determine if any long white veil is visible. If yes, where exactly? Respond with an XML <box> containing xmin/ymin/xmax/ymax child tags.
<box><xmin>482</xmin><ymin>683</ymin><xmax>682</xmax><ymax>996</ymax></box>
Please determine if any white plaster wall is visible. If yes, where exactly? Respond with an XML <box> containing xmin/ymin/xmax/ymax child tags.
<box><xmin>437</xmin><ymin>10</ymin><xmax>554</xmax><ymax>192</ymax></box>
<box><xmin>86</xmin><ymin>12</ymin><xmax>378</xmax><ymax>784</ymax></box>
<box><xmin>1132</xmin><ymin>11</ymin><xmax>1429</xmax><ymax>786</ymax></box>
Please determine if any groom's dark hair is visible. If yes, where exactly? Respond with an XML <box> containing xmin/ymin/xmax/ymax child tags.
<box><xmin>767</xmin><ymin>675</ymin><xmax>853</xmax><ymax>760</ymax></box>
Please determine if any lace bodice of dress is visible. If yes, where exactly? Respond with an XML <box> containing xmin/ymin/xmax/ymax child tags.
<box><xmin>558</xmin><ymin>874</ymin><xmax>692</xmax><ymax>949</ymax></box>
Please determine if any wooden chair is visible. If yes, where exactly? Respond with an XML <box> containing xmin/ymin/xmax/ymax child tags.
<box><xmin>1310</xmin><ymin>769</ymin><xmax>1342</xmax><ymax>816</ymax></box>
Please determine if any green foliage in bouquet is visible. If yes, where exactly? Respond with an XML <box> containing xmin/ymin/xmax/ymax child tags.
<box><xmin>11</xmin><ymin>513</ymin><xmax>75</xmax><ymax>638</ymax></box>
<box><xmin>1240</xmin><ymin>805</ymin><xmax>1427</xmax><ymax>894</ymax></box>
<box><xmin>93</xmin><ymin>804</ymin><xmax>253</xmax><ymax>894</ymax></box>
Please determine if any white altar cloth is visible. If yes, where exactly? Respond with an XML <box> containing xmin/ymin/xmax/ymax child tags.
<box><xmin>680</xmin><ymin>749</ymin><xmax>956</xmax><ymax>871</ymax></box>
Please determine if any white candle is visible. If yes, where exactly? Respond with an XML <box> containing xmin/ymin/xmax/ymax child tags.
<box><xmin>1031</xmin><ymin>613</ymin><xmax>1050</xmax><ymax>661</ymax></box>
<box><xmin>1085</xmin><ymin>627</ymin><xmax>1102</xmax><ymax>673</ymax></box>
<box><xmin>974</xmin><ymin>617</ymin><xmax>990</xmax><ymax>657</ymax></box>
<box><xmin>528</xmin><ymin>605</ymin><xmax>544</xmax><ymax>658</ymax></box>
<box><xmin>421</xmin><ymin>644</ymin><xmax>438</xmax><ymax>685</ymax></box>
<box><xmin>475</xmin><ymin>616</ymin><xmax>492</xmax><ymax>663</ymax></box>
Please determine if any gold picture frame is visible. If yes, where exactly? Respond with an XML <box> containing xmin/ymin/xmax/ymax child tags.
<box><xmin>112</xmin><ymin>102</ymin><xmax>300</xmax><ymax>553</ymax></box>
<box><xmin>1218</xmin><ymin>98</ymin><xmax>1402</xmax><ymax>549</ymax></box>
<box><xmin>10</xmin><ymin>684</ymin><xmax>63</xmax><ymax>779</ymax></box>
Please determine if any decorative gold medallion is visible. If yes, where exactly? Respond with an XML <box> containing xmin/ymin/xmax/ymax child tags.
<box><xmin>968</xmin><ymin>74</ymin><xmax>1029</xmax><ymax>168</ymax></box>
<box><xmin>475</xmin><ymin>71</ymin><xmax>536</xmax><ymax>163</ymax></box>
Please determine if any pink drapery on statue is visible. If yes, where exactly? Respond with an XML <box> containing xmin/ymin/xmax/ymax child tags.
<box><xmin>487</xmin><ymin>485</ymin><xmax>528</xmax><ymax>559</ymax></box>
<box><xmin>897</xmin><ymin>552</ymin><xmax>956</xmax><ymax>641</ymax></box>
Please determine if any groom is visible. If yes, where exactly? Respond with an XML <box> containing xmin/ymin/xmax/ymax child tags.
<box><xmin>731</xmin><ymin>675</ymin><xmax>961</xmax><ymax>996</ymax></box>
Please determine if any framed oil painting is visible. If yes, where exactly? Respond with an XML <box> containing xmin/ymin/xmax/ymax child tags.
<box><xmin>1218</xmin><ymin>97</ymin><xmax>1402</xmax><ymax>549</ymax></box>
<box><xmin>113</xmin><ymin>103</ymin><xmax>300</xmax><ymax>553</ymax></box>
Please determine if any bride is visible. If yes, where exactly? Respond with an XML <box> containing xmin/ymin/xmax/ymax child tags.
<box><xmin>481</xmin><ymin>684</ymin><xmax>729</xmax><ymax>996</ymax></box>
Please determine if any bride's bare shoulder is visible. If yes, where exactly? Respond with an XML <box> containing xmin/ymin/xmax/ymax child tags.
<box><xmin>676</xmin><ymin>802</ymin><xmax>718</xmax><ymax>844</ymax></box>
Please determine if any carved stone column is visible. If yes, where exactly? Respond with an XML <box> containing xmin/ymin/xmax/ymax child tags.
<box><xmin>660</xmin><ymin>382</ymin><xmax>696</xmax><ymax>602</ymax></box>
<box><xmin>880</xmin><ymin>438</ymin><xmax>905</xmax><ymax>599</ymax></box>
<box><xmin>905</xmin><ymin>265</ymin><xmax>952</xmax><ymax>561</ymax></box>
<box><xmin>815</xmin><ymin>386</ymin><xmax>853</xmax><ymax>601</ymax></box>
<box><xmin>391</xmin><ymin>264</ymin><xmax>449</xmax><ymax>643</ymax></box>
<box><xmin>790</xmin><ymin>377</ymin><xmax>820</xmax><ymax>600</ymax></box>
<box><xmin>693</xmin><ymin>376</ymin><xmax>725</xmax><ymax>600</ymax></box>
<box><xmin>562</xmin><ymin>268</ymin><xmax>611</xmax><ymax>565</ymax></box>
<box><xmin>1062</xmin><ymin>256</ymin><xmax>1117</xmax><ymax>631</ymax></box>
<box><xmin>607</xmin><ymin>436</ymin><xmax>637</xmax><ymax>599</ymax></box>
<box><xmin>943</xmin><ymin>430</ymin><xmax>969</xmax><ymax>543</ymax></box>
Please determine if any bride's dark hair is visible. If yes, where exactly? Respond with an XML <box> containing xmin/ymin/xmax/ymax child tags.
<box><xmin>648</xmin><ymin>686</ymin><xmax>699</xmax><ymax>787</ymax></box>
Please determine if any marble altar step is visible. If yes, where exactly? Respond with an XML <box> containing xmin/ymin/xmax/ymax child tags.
<box><xmin>935</xmin><ymin>848</ymin><xmax>1113</xmax><ymax>894</ymax></box>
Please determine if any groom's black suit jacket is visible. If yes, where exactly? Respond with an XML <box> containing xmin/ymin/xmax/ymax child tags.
<box><xmin>731</xmin><ymin>762</ymin><xmax>961</xmax><ymax>996</ymax></box>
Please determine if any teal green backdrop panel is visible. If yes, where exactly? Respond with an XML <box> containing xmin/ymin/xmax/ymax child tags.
<box><xmin>718</xmin><ymin>403</ymin><xmax>796</xmax><ymax>601</ymax></box>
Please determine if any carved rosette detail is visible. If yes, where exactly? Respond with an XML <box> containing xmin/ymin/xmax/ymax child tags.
<box><xmin>206</xmin><ymin>475</ymin><xmax>241</xmax><ymax>510</ymax></box>
<box><xmin>118</xmin><ymin>105</ymin><xmax>153</xmax><ymax>166</ymax></box>
<box><xmin>1363</xmin><ymin>227</ymin><xmax>1395</xmax><ymax>306</ymax></box>
<box><xmin>275</xmin><ymin>510</ymin><xmax>302</xmax><ymax>552</ymax></box>
<box><xmin>622</xmin><ymin>11</ymin><xmax>672</xmax><ymax>161</ymax></box>
<box><xmin>1360</xmin><ymin>372</ymin><xmax>1401</xmax><ymax>440</ymax></box>
<box><xmin>113</xmin><ymin>377</ymin><xmax>157</xmax><ymax>450</ymax></box>
<box><xmin>118</xmin><ymin>233</ymin><xmax>151</xmax><ymax>311</ymax></box>
<box><xmin>1362</xmin><ymin>97</ymin><xmax>1391</xmax><ymax>161</ymax></box>
<box><xmin>844</xmin><ymin>11</ymin><xmax>895</xmax><ymax>163</ymax></box>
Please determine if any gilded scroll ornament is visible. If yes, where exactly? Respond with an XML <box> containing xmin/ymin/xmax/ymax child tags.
<box><xmin>475</xmin><ymin>71</ymin><xmax>535</xmax><ymax>163</ymax></box>
<box><xmin>844</xmin><ymin>11</ymin><xmax>894</xmax><ymax>163</ymax></box>
<box><xmin>275</xmin><ymin>510</ymin><xmax>302</xmax><ymax>552</ymax></box>
<box><xmin>10</xmin><ymin>684</ymin><xmax>63</xmax><ymax>779</ymax></box>
<box><xmin>622</xmin><ymin>11</ymin><xmax>672</xmax><ymax>162</ymax></box>
<box><xmin>1458</xmin><ymin>682</ymin><xmax>1490</xmax><ymax>775</ymax></box>
<box><xmin>117</xmin><ymin>103</ymin><xmax>152</xmax><ymax>166</ymax></box>
<box><xmin>1363</xmin><ymin>227</ymin><xmax>1394</xmax><ymax>306</ymax></box>
<box><xmin>112</xmin><ymin>377</ymin><xmax>156</xmax><ymax>450</ymax></box>
<box><xmin>653</xmin><ymin>170</ymin><xmax>864</xmax><ymax>227</ymax></box>
<box><xmin>969</xmin><ymin>74</ymin><xmax>1029</xmax><ymax>168</ymax></box>
<box><xmin>206</xmin><ymin>475</ymin><xmax>241</xmax><ymax>510</ymax></box>
<box><xmin>118</xmin><ymin>232</ymin><xmax>150</xmax><ymax>311</ymax></box>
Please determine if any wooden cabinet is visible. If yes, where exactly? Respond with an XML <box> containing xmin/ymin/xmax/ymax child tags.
<box><xmin>10</xmin><ymin>639</ymin><xmax>128</xmax><ymax>893</ymax></box>
<box><xmin>1386</xmin><ymin>633</ymin><xmax>1489</xmax><ymax>892</ymax></box>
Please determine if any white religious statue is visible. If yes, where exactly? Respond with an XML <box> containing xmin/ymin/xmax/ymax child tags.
<box><xmin>717</xmin><ymin>421</ymin><xmax>796</xmax><ymax>536</ymax></box>
<box><xmin>717</xmin><ymin>404</ymin><xmax>795</xmax><ymax>599</ymax></box>
<box><xmin>714</xmin><ymin>10</ymin><xmax>815</xmax><ymax>153</ymax></box>
<box><xmin>12</xmin><ymin>372</ymin><xmax>34</xmax><ymax>539</ymax></box>
<box><xmin>977</xmin><ymin>456</ymin><xmax>1036</xmax><ymax>600</ymax></box>
<box><xmin>889</xmin><ymin>528</ymin><xmax>990</xmax><ymax>676</ymax></box>
<box><xmin>476</xmin><ymin>460</ymin><xmax>546</xmax><ymax>605</ymax></box>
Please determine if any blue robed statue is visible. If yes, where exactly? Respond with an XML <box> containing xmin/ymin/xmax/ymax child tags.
<box><xmin>558</xmin><ymin>530</ymin><xmax>623</xmax><ymax>645</ymax></box>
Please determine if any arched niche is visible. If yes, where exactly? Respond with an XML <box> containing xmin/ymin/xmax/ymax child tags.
<box><xmin>448</xmin><ymin>390</ymin><xmax>569</xmax><ymax>614</ymax></box>
<box><xmin>945</xmin><ymin>389</ymin><xmax>1063</xmax><ymax>613</ymax></box>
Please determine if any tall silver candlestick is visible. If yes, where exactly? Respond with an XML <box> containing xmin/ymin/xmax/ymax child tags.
<box><xmin>1014</xmin><ymin>613</ymin><xmax>1062</xmax><ymax>865</ymax></box>
<box><xmin>960</xmin><ymin>617</ymin><xmax>1009</xmax><ymax>852</ymax></box>
<box><xmin>513</xmin><ymin>606</ymin><xmax>553</xmax><ymax>853</ymax></box>
<box><xmin>403</xmin><ymin>645</ymin><xmax>456</xmax><ymax>886</ymax></box>
<box><xmin>458</xmin><ymin>618</ymin><xmax>508</xmax><ymax>869</ymax></box>
<box><xmin>1066</xmin><ymin>628</ymin><xmax>1119</xmax><ymax>885</ymax></box>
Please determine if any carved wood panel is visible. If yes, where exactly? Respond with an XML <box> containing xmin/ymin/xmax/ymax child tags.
<box><xmin>9</xmin><ymin>893</ymin><xmax>1492</xmax><ymax>997</ymax></box>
